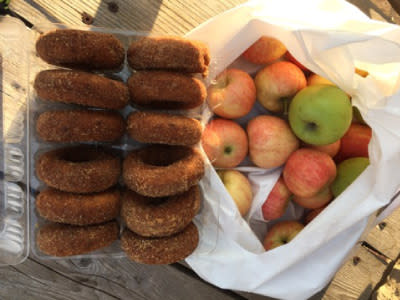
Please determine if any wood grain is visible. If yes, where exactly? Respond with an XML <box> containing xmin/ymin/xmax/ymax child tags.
<box><xmin>10</xmin><ymin>0</ymin><xmax>247</xmax><ymax>34</ymax></box>
<box><xmin>0</xmin><ymin>256</ymin><xmax>240</xmax><ymax>300</ymax></box>
<box><xmin>320</xmin><ymin>245</ymin><xmax>390</xmax><ymax>300</ymax></box>
<box><xmin>364</xmin><ymin>208</ymin><xmax>400</xmax><ymax>261</ymax></box>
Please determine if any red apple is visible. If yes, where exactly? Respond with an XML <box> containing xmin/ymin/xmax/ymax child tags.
<box><xmin>201</xmin><ymin>118</ymin><xmax>248</xmax><ymax>168</ymax></box>
<box><xmin>242</xmin><ymin>36</ymin><xmax>287</xmax><ymax>65</ymax></box>
<box><xmin>207</xmin><ymin>68</ymin><xmax>256</xmax><ymax>119</ymax></box>
<box><xmin>263</xmin><ymin>221</ymin><xmax>304</xmax><ymax>250</ymax></box>
<box><xmin>304</xmin><ymin>140</ymin><xmax>341</xmax><ymax>158</ymax></box>
<box><xmin>283</xmin><ymin>148</ymin><xmax>337</xmax><ymax>198</ymax></box>
<box><xmin>292</xmin><ymin>186</ymin><xmax>333</xmax><ymax>209</ymax></box>
<box><xmin>217</xmin><ymin>170</ymin><xmax>253</xmax><ymax>216</ymax></box>
<box><xmin>262</xmin><ymin>176</ymin><xmax>292</xmax><ymax>220</ymax></box>
<box><xmin>305</xmin><ymin>206</ymin><xmax>327</xmax><ymax>225</ymax></box>
<box><xmin>285</xmin><ymin>51</ymin><xmax>309</xmax><ymax>73</ymax></box>
<box><xmin>255</xmin><ymin>61</ymin><xmax>307</xmax><ymax>113</ymax></box>
<box><xmin>334</xmin><ymin>123</ymin><xmax>372</xmax><ymax>163</ymax></box>
<box><xmin>247</xmin><ymin>115</ymin><xmax>299</xmax><ymax>169</ymax></box>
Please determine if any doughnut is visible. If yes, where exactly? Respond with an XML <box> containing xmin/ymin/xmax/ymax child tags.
<box><xmin>127</xmin><ymin>36</ymin><xmax>210</xmax><ymax>74</ymax></box>
<box><xmin>121</xmin><ymin>222</ymin><xmax>199</xmax><ymax>264</ymax></box>
<box><xmin>123</xmin><ymin>145</ymin><xmax>204</xmax><ymax>197</ymax></box>
<box><xmin>36</xmin><ymin>188</ymin><xmax>121</xmax><ymax>225</ymax></box>
<box><xmin>34</xmin><ymin>69</ymin><xmax>129</xmax><ymax>109</ymax></box>
<box><xmin>36</xmin><ymin>110</ymin><xmax>125</xmax><ymax>143</ymax></box>
<box><xmin>37</xmin><ymin>221</ymin><xmax>119</xmax><ymax>257</ymax></box>
<box><xmin>36</xmin><ymin>29</ymin><xmax>124</xmax><ymax>70</ymax></box>
<box><xmin>127</xmin><ymin>111</ymin><xmax>202</xmax><ymax>146</ymax></box>
<box><xmin>121</xmin><ymin>185</ymin><xmax>201</xmax><ymax>237</ymax></box>
<box><xmin>36</xmin><ymin>146</ymin><xmax>121</xmax><ymax>194</ymax></box>
<box><xmin>127</xmin><ymin>71</ymin><xmax>206</xmax><ymax>110</ymax></box>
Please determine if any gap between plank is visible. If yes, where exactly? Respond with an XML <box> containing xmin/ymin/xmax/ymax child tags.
<box><xmin>28</xmin><ymin>257</ymin><xmax>122</xmax><ymax>300</ymax></box>
<box><xmin>370</xmin><ymin>243</ymin><xmax>400</xmax><ymax>296</ymax></box>
<box><xmin>362</xmin><ymin>241</ymin><xmax>392</xmax><ymax>264</ymax></box>
<box><xmin>6</xmin><ymin>10</ymin><xmax>33</xmax><ymax>28</ymax></box>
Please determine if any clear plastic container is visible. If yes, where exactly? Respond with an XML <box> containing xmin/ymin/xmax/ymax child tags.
<box><xmin>0</xmin><ymin>16</ymin><xmax>217</xmax><ymax>264</ymax></box>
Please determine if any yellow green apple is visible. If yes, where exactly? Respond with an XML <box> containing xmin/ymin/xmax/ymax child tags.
<box><xmin>217</xmin><ymin>170</ymin><xmax>253</xmax><ymax>216</ymax></box>
<box><xmin>331</xmin><ymin>157</ymin><xmax>370</xmax><ymax>197</ymax></box>
<box><xmin>288</xmin><ymin>84</ymin><xmax>352</xmax><ymax>145</ymax></box>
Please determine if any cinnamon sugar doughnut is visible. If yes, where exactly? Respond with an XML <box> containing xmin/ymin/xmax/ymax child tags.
<box><xmin>123</xmin><ymin>145</ymin><xmax>204</xmax><ymax>197</ymax></box>
<box><xmin>34</xmin><ymin>69</ymin><xmax>129</xmax><ymax>109</ymax></box>
<box><xmin>127</xmin><ymin>36</ymin><xmax>210</xmax><ymax>74</ymax></box>
<box><xmin>37</xmin><ymin>221</ymin><xmax>119</xmax><ymax>257</ymax></box>
<box><xmin>36</xmin><ymin>110</ymin><xmax>125</xmax><ymax>143</ymax></box>
<box><xmin>36</xmin><ymin>29</ymin><xmax>124</xmax><ymax>70</ymax></box>
<box><xmin>36</xmin><ymin>188</ymin><xmax>121</xmax><ymax>225</ymax></box>
<box><xmin>121</xmin><ymin>185</ymin><xmax>200</xmax><ymax>237</ymax></box>
<box><xmin>121</xmin><ymin>222</ymin><xmax>199</xmax><ymax>264</ymax></box>
<box><xmin>127</xmin><ymin>111</ymin><xmax>202</xmax><ymax>146</ymax></box>
<box><xmin>36</xmin><ymin>146</ymin><xmax>121</xmax><ymax>194</ymax></box>
<box><xmin>127</xmin><ymin>71</ymin><xmax>206</xmax><ymax>110</ymax></box>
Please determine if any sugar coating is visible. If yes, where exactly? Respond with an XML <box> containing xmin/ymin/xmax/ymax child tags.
<box><xmin>37</xmin><ymin>221</ymin><xmax>119</xmax><ymax>257</ymax></box>
<box><xmin>121</xmin><ymin>185</ymin><xmax>200</xmax><ymax>237</ymax></box>
<box><xmin>127</xmin><ymin>36</ymin><xmax>210</xmax><ymax>74</ymax></box>
<box><xmin>36</xmin><ymin>29</ymin><xmax>125</xmax><ymax>70</ymax></box>
<box><xmin>127</xmin><ymin>71</ymin><xmax>207</xmax><ymax>109</ymax></box>
<box><xmin>121</xmin><ymin>222</ymin><xmax>199</xmax><ymax>264</ymax></box>
<box><xmin>36</xmin><ymin>110</ymin><xmax>125</xmax><ymax>143</ymax></box>
<box><xmin>127</xmin><ymin>111</ymin><xmax>202</xmax><ymax>146</ymax></box>
<box><xmin>36</xmin><ymin>188</ymin><xmax>121</xmax><ymax>225</ymax></box>
<box><xmin>36</xmin><ymin>146</ymin><xmax>121</xmax><ymax>194</ymax></box>
<box><xmin>34</xmin><ymin>69</ymin><xmax>129</xmax><ymax>109</ymax></box>
<box><xmin>123</xmin><ymin>145</ymin><xmax>205</xmax><ymax>197</ymax></box>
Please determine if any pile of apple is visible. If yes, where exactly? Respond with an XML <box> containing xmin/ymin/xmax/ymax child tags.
<box><xmin>201</xmin><ymin>36</ymin><xmax>372</xmax><ymax>251</ymax></box>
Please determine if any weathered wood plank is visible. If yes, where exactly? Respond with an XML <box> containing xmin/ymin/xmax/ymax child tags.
<box><xmin>10</xmin><ymin>0</ymin><xmax>247</xmax><ymax>35</ymax></box>
<box><xmin>0</xmin><ymin>256</ymin><xmax>240</xmax><ymax>300</ymax></box>
<box><xmin>318</xmin><ymin>245</ymin><xmax>390</xmax><ymax>300</ymax></box>
<box><xmin>373</xmin><ymin>258</ymin><xmax>400</xmax><ymax>299</ymax></box>
<box><xmin>364</xmin><ymin>208</ymin><xmax>400</xmax><ymax>261</ymax></box>
<box><xmin>347</xmin><ymin>0</ymin><xmax>400</xmax><ymax>23</ymax></box>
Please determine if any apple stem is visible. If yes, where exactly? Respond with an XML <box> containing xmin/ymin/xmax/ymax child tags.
<box><xmin>282</xmin><ymin>98</ymin><xmax>290</xmax><ymax>119</ymax></box>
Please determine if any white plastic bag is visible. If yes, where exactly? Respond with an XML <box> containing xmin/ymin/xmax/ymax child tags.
<box><xmin>185</xmin><ymin>0</ymin><xmax>400</xmax><ymax>299</ymax></box>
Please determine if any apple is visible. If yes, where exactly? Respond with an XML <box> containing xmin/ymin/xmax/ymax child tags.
<box><xmin>334</xmin><ymin>123</ymin><xmax>371</xmax><ymax>163</ymax></box>
<box><xmin>307</xmin><ymin>74</ymin><xmax>335</xmax><ymax>86</ymax></box>
<box><xmin>304</xmin><ymin>140</ymin><xmax>341</xmax><ymax>158</ymax></box>
<box><xmin>292</xmin><ymin>186</ymin><xmax>333</xmax><ymax>209</ymax></box>
<box><xmin>288</xmin><ymin>84</ymin><xmax>352</xmax><ymax>145</ymax></box>
<box><xmin>247</xmin><ymin>115</ymin><xmax>299</xmax><ymax>169</ymax></box>
<box><xmin>201</xmin><ymin>119</ymin><xmax>248</xmax><ymax>168</ymax></box>
<box><xmin>263</xmin><ymin>221</ymin><xmax>304</xmax><ymax>250</ymax></box>
<box><xmin>283</xmin><ymin>148</ymin><xmax>336</xmax><ymax>198</ymax></box>
<box><xmin>331</xmin><ymin>157</ymin><xmax>370</xmax><ymax>197</ymax></box>
<box><xmin>262</xmin><ymin>176</ymin><xmax>292</xmax><ymax>220</ymax></box>
<box><xmin>242</xmin><ymin>36</ymin><xmax>287</xmax><ymax>65</ymax></box>
<box><xmin>207</xmin><ymin>68</ymin><xmax>256</xmax><ymax>119</ymax></box>
<box><xmin>305</xmin><ymin>206</ymin><xmax>327</xmax><ymax>225</ymax></box>
<box><xmin>217</xmin><ymin>170</ymin><xmax>253</xmax><ymax>216</ymax></box>
<box><xmin>285</xmin><ymin>51</ymin><xmax>310</xmax><ymax>73</ymax></box>
<box><xmin>254</xmin><ymin>61</ymin><xmax>307</xmax><ymax>113</ymax></box>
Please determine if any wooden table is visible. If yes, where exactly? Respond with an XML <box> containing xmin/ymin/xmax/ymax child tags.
<box><xmin>1</xmin><ymin>1</ymin><xmax>400</xmax><ymax>299</ymax></box>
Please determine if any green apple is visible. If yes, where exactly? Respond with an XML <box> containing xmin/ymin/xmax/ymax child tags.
<box><xmin>288</xmin><ymin>84</ymin><xmax>352</xmax><ymax>145</ymax></box>
<box><xmin>331</xmin><ymin>157</ymin><xmax>370</xmax><ymax>197</ymax></box>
